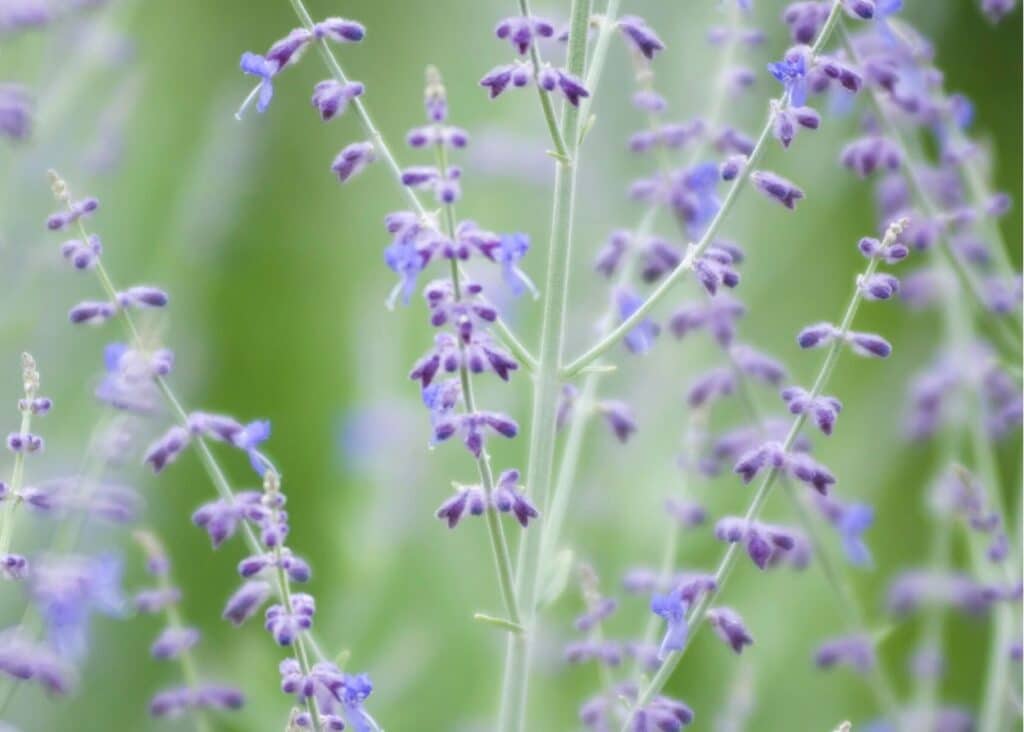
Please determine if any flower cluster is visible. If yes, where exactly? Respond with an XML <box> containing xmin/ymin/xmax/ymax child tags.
<box><xmin>134</xmin><ymin>531</ymin><xmax>244</xmax><ymax>721</ymax></box>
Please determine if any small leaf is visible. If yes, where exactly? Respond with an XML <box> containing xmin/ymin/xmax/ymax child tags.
<box><xmin>473</xmin><ymin>613</ymin><xmax>525</xmax><ymax>635</ymax></box>
<box><xmin>538</xmin><ymin>548</ymin><xmax>574</xmax><ymax>609</ymax></box>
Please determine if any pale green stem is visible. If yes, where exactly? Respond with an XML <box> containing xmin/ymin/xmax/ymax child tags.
<box><xmin>283</xmin><ymin>0</ymin><xmax>536</xmax><ymax>372</ymax></box>
<box><xmin>563</xmin><ymin>2</ymin><xmax>847</xmax><ymax>379</ymax></box>
<box><xmin>622</xmin><ymin>229</ymin><xmax>884</xmax><ymax>729</ymax></box>
<box><xmin>516</xmin><ymin>0</ymin><xmax>570</xmax><ymax>159</ymax></box>
<box><xmin>65</xmin><ymin>211</ymin><xmax>326</xmax><ymax>727</ymax></box>
<box><xmin>500</xmin><ymin>2</ymin><xmax>591</xmax><ymax>730</ymax></box>
<box><xmin>433</xmin><ymin>139</ymin><xmax>522</xmax><ymax>628</ymax></box>
<box><xmin>0</xmin><ymin>408</ymin><xmax>32</xmax><ymax>557</ymax></box>
<box><xmin>158</xmin><ymin>564</ymin><xmax>213</xmax><ymax>732</ymax></box>
<box><xmin>577</xmin><ymin>0</ymin><xmax>622</xmax><ymax>140</ymax></box>
<box><xmin>838</xmin><ymin>28</ymin><xmax>1022</xmax><ymax>360</ymax></box>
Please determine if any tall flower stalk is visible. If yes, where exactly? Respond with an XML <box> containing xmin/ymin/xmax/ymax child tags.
<box><xmin>623</xmin><ymin>217</ymin><xmax>911</xmax><ymax>728</ymax></box>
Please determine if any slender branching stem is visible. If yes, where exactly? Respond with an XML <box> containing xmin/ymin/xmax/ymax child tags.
<box><xmin>0</xmin><ymin>377</ymin><xmax>34</xmax><ymax>556</ymax></box>
<box><xmin>54</xmin><ymin>189</ymin><xmax>327</xmax><ymax>731</ymax></box>
<box><xmin>281</xmin><ymin>0</ymin><xmax>536</xmax><ymax>373</ymax></box>
<box><xmin>838</xmin><ymin>28</ymin><xmax>1023</xmax><ymax>360</ymax></box>
<box><xmin>577</xmin><ymin>0</ymin><xmax>622</xmax><ymax>140</ymax></box>
<box><xmin>620</xmin><ymin>217</ymin><xmax>893</xmax><ymax>729</ymax></box>
<box><xmin>562</xmin><ymin>2</ymin><xmax>847</xmax><ymax>379</ymax></box>
<box><xmin>516</xmin><ymin>0</ymin><xmax>570</xmax><ymax>159</ymax></box>
<box><xmin>500</xmin><ymin>1</ymin><xmax>591</xmax><ymax>730</ymax></box>
<box><xmin>434</xmin><ymin>139</ymin><xmax>522</xmax><ymax>628</ymax></box>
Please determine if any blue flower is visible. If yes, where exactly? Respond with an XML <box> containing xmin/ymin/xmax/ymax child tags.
<box><xmin>240</xmin><ymin>52</ymin><xmax>277</xmax><ymax>114</ymax></box>
<box><xmin>31</xmin><ymin>555</ymin><xmax>125</xmax><ymax>660</ymax></box>
<box><xmin>768</xmin><ymin>52</ymin><xmax>808</xmax><ymax>106</ymax></box>
<box><xmin>839</xmin><ymin>503</ymin><xmax>874</xmax><ymax>567</ymax></box>
<box><xmin>237</xmin><ymin>420</ymin><xmax>272</xmax><ymax>475</ymax></box>
<box><xmin>384</xmin><ymin>240</ymin><xmax>426</xmax><ymax>308</ymax></box>
<box><xmin>616</xmin><ymin>289</ymin><xmax>660</xmax><ymax>354</ymax></box>
<box><xmin>341</xmin><ymin>673</ymin><xmax>376</xmax><ymax>732</ymax></box>
<box><xmin>651</xmin><ymin>592</ymin><xmax>689</xmax><ymax>661</ymax></box>
<box><xmin>494</xmin><ymin>233</ymin><xmax>538</xmax><ymax>298</ymax></box>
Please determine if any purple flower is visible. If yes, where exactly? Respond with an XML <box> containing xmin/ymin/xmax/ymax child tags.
<box><xmin>847</xmin><ymin>331</ymin><xmax>892</xmax><ymax>358</ymax></box>
<box><xmin>707</xmin><ymin>607</ymin><xmax>754</xmax><ymax>654</ymax></box>
<box><xmin>116</xmin><ymin>285</ymin><xmax>169</xmax><ymax>310</ymax></box>
<box><xmin>617</xmin><ymin>15</ymin><xmax>665</xmax><ymax>59</ymax></box>
<box><xmin>135</xmin><ymin>587</ymin><xmax>182</xmax><ymax>614</ymax></box>
<box><xmin>574</xmin><ymin>597</ymin><xmax>618</xmax><ymax>632</ymax></box>
<box><xmin>0</xmin><ymin>630</ymin><xmax>76</xmax><ymax>695</ymax></box>
<box><xmin>223</xmin><ymin>580</ymin><xmax>272</xmax><ymax>626</ymax></box>
<box><xmin>732</xmin><ymin>344</ymin><xmax>787</xmax><ymax>385</ymax></box>
<box><xmin>192</xmin><ymin>491</ymin><xmax>265</xmax><ymax>548</ymax></box>
<box><xmin>751</xmin><ymin>170</ymin><xmax>805</xmax><ymax>209</ymax></box>
<box><xmin>151</xmin><ymin>627</ymin><xmax>200</xmax><ymax>660</ymax></box>
<box><xmin>150</xmin><ymin>684</ymin><xmax>245</xmax><ymax>718</ymax></box>
<box><xmin>815</xmin><ymin>634</ymin><xmax>876</xmax><ymax>673</ymax></box>
<box><xmin>837</xmin><ymin>502</ymin><xmax>874</xmax><ymax>566</ymax></box>
<box><xmin>29</xmin><ymin>554</ymin><xmax>124</xmax><ymax>660</ymax></box>
<box><xmin>491</xmin><ymin>469</ymin><xmax>539</xmax><ymax>527</ymax></box>
<box><xmin>597</xmin><ymin>400</ymin><xmax>637</xmax><ymax>443</ymax></box>
<box><xmin>312</xmin><ymin>17</ymin><xmax>366</xmax><ymax>43</ymax></box>
<box><xmin>240</xmin><ymin>52</ymin><xmax>277</xmax><ymax>114</ymax></box>
<box><xmin>487</xmin><ymin>233</ymin><xmax>537</xmax><ymax>297</ymax></box>
<box><xmin>495</xmin><ymin>15</ymin><xmax>555</xmax><ymax>55</ymax></box>
<box><xmin>60</xmin><ymin>234</ymin><xmax>102</xmax><ymax>270</ymax></box>
<box><xmin>768</xmin><ymin>46</ymin><xmax>810</xmax><ymax>105</ymax></box>
<box><xmin>436</xmin><ymin>485</ymin><xmax>487</xmax><ymax>528</ymax></box>
<box><xmin>841</xmin><ymin>135</ymin><xmax>902</xmax><ymax>177</ymax></box>
<box><xmin>687</xmin><ymin>368</ymin><xmax>735</xmax><ymax>408</ymax></box>
<box><xmin>650</xmin><ymin>591</ymin><xmax>688</xmax><ymax>660</ymax></box>
<box><xmin>781</xmin><ymin>387</ymin><xmax>842</xmax><ymax>436</ymax></box>
<box><xmin>46</xmin><ymin>196</ymin><xmax>98</xmax><ymax>231</ymax></box>
<box><xmin>733</xmin><ymin>441</ymin><xmax>786</xmax><ymax>484</ymax></box>
<box><xmin>783</xmin><ymin>2</ymin><xmax>831</xmax><ymax>43</ymax></box>
<box><xmin>265</xmin><ymin>594</ymin><xmax>315</xmax><ymax>646</ymax></box>
<box><xmin>311</xmin><ymin>79</ymin><xmax>364</xmax><ymax>121</ymax></box>
<box><xmin>616</xmin><ymin>289</ymin><xmax>660</xmax><ymax>354</ymax></box>
<box><xmin>187</xmin><ymin>412</ymin><xmax>271</xmax><ymax>475</ymax></box>
<box><xmin>332</xmin><ymin>141</ymin><xmax>376</xmax><ymax>183</ymax></box>
<box><xmin>0</xmin><ymin>84</ymin><xmax>31</xmax><ymax>140</ymax></box>
<box><xmin>68</xmin><ymin>300</ymin><xmax>117</xmax><ymax>325</ymax></box>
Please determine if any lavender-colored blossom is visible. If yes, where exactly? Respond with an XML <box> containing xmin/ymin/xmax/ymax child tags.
<box><xmin>707</xmin><ymin>607</ymin><xmax>754</xmax><ymax>654</ymax></box>
<box><xmin>68</xmin><ymin>300</ymin><xmax>117</xmax><ymax>325</ymax></box>
<box><xmin>495</xmin><ymin>14</ymin><xmax>554</xmax><ymax>55</ymax></box>
<box><xmin>239</xmin><ymin>52</ymin><xmax>278</xmax><ymax>114</ymax></box>
<box><xmin>116</xmin><ymin>285</ymin><xmax>169</xmax><ymax>310</ymax></box>
<box><xmin>436</xmin><ymin>484</ymin><xmax>487</xmax><ymax>528</ymax></box>
<box><xmin>617</xmin><ymin>15</ymin><xmax>665</xmax><ymax>60</ymax></box>
<box><xmin>841</xmin><ymin>135</ymin><xmax>902</xmax><ymax>177</ymax></box>
<box><xmin>650</xmin><ymin>591</ymin><xmax>688</xmax><ymax>661</ymax></box>
<box><xmin>0</xmin><ymin>630</ymin><xmax>75</xmax><ymax>695</ymax></box>
<box><xmin>687</xmin><ymin>368</ymin><xmax>735</xmax><ymax>408</ymax></box>
<box><xmin>732</xmin><ymin>344</ymin><xmax>787</xmax><ymax>385</ymax></box>
<box><xmin>150</xmin><ymin>684</ymin><xmax>245</xmax><ymax>718</ymax></box>
<box><xmin>46</xmin><ymin>196</ymin><xmax>98</xmax><ymax>231</ymax></box>
<box><xmin>815</xmin><ymin>634</ymin><xmax>876</xmax><ymax>673</ymax></box>
<box><xmin>265</xmin><ymin>593</ymin><xmax>315</xmax><ymax>646</ymax></box>
<box><xmin>150</xmin><ymin>627</ymin><xmax>200</xmax><ymax>660</ymax></box>
<box><xmin>783</xmin><ymin>2</ymin><xmax>831</xmax><ymax>44</ymax></box>
<box><xmin>574</xmin><ymin>597</ymin><xmax>618</xmax><ymax>633</ymax></box>
<box><xmin>311</xmin><ymin>79</ymin><xmax>364</xmax><ymax>121</ymax></box>
<box><xmin>135</xmin><ymin>587</ymin><xmax>182</xmax><ymax>614</ymax></box>
<box><xmin>312</xmin><ymin>17</ymin><xmax>366</xmax><ymax>43</ymax></box>
<box><xmin>781</xmin><ymin>387</ymin><xmax>842</xmax><ymax>436</ymax></box>
<box><xmin>768</xmin><ymin>46</ymin><xmax>810</xmax><ymax>105</ymax></box>
<box><xmin>0</xmin><ymin>84</ymin><xmax>31</xmax><ymax>140</ymax></box>
<box><xmin>332</xmin><ymin>141</ymin><xmax>376</xmax><ymax>183</ymax></box>
<box><xmin>492</xmin><ymin>469</ymin><xmax>539</xmax><ymax>527</ymax></box>
<box><xmin>29</xmin><ymin>554</ymin><xmax>124</xmax><ymax>660</ymax></box>
<box><xmin>751</xmin><ymin>170</ymin><xmax>805</xmax><ymax>209</ymax></box>
<box><xmin>616</xmin><ymin>289</ymin><xmax>660</xmax><ymax>354</ymax></box>
<box><xmin>60</xmin><ymin>234</ymin><xmax>102</xmax><ymax>270</ymax></box>
<box><xmin>597</xmin><ymin>400</ymin><xmax>637</xmax><ymax>443</ymax></box>
<box><xmin>664</xmin><ymin>499</ymin><xmax>706</xmax><ymax>528</ymax></box>
<box><xmin>223</xmin><ymin>580</ymin><xmax>272</xmax><ymax>626</ymax></box>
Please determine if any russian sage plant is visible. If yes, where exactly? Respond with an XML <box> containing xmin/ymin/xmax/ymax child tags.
<box><xmin>0</xmin><ymin>0</ymin><xmax>1020</xmax><ymax>730</ymax></box>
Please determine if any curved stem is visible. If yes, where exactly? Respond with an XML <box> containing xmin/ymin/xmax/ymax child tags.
<box><xmin>838</xmin><ymin>28</ymin><xmax>1022</xmax><ymax>361</ymax></box>
<box><xmin>516</xmin><ymin>0</ymin><xmax>570</xmax><ymax>158</ymax></box>
<box><xmin>622</xmin><ymin>221</ymin><xmax>885</xmax><ymax>728</ymax></box>
<box><xmin>563</xmin><ymin>2</ymin><xmax>847</xmax><ymax>379</ymax></box>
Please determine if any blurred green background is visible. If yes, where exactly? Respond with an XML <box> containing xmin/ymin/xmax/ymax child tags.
<box><xmin>0</xmin><ymin>1</ymin><xmax>1020</xmax><ymax>730</ymax></box>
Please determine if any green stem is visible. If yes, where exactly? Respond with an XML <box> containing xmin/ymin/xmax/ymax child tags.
<box><xmin>621</xmin><ymin>218</ymin><xmax>890</xmax><ymax>729</ymax></box>
<box><xmin>576</xmin><ymin>0</ymin><xmax>622</xmax><ymax>142</ymax></box>
<box><xmin>838</xmin><ymin>28</ymin><xmax>1023</xmax><ymax>361</ymax></box>
<box><xmin>516</xmin><ymin>0</ymin><xmax>570</xmax><ymax>159</ymax></box>
<box><xmin>0</xmin><ymin>407</ymin><xmax>32</xmax><ymax>557</ymax></box>
<box><xmin>434</xmin><ymin>137</ymin><xmax>522</xmax><ymax>628</ymax></box>
<box><xmin>283</xmin><ymin>0</ymin><xmax>537</xmax><ymax>372</ymax></box>
<box><xmin>500</xmin><ymin>2</ymin><xmax>591</xmax><ymax>730</ymax></box>
<box><xmin>562</xmin><ymin>2</ymin><xmax>847</xmax><ymax>379</ymax></box>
